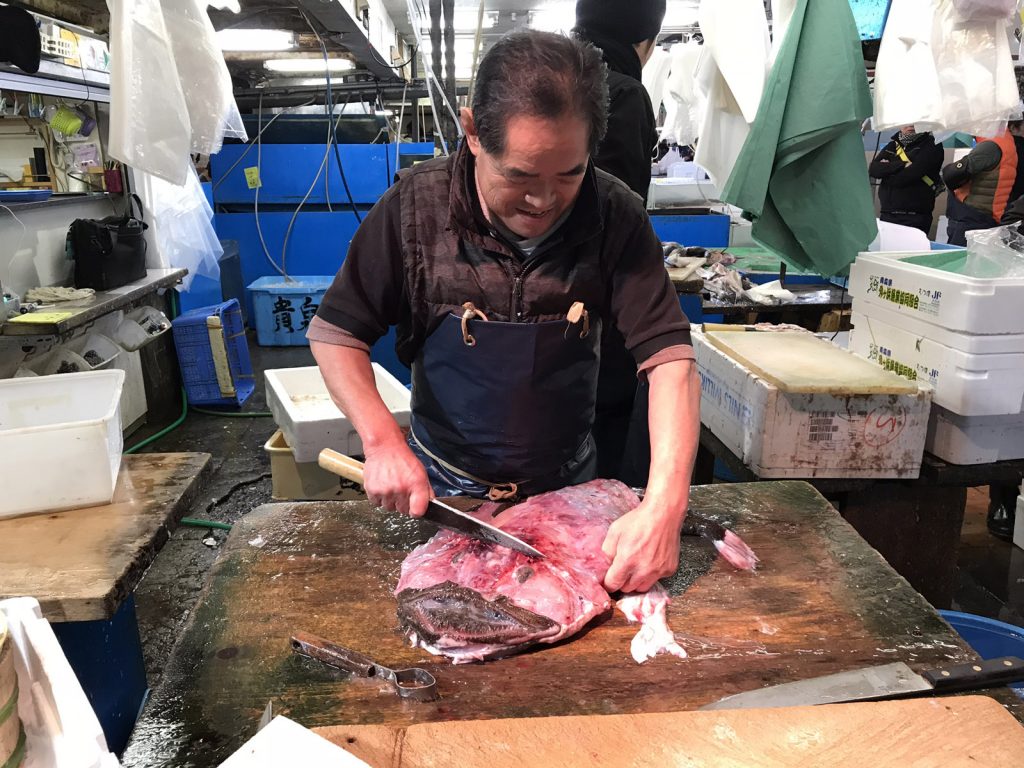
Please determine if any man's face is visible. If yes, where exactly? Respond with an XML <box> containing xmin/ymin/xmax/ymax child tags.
<box><xmin>901</xmin><ymin>124</ymin><xmax>916</xmax><ymax>135</ymax></box>
<box><xmin>464</xmin><ymin>110</ymin><xmax>590</xmax><ymax>240</ymax></box>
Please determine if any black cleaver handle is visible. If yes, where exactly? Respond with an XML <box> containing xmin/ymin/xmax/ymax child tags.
<box><xmin>922</xmin><ymin>656</ymin><xmax>1024</xmax><ymax>692</ymax></box>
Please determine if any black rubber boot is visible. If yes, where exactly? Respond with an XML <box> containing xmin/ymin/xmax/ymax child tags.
<box><xmin>987</xmin><ymin>484</ymin><xmax>1019</xmax><ymax>542</ymax></box>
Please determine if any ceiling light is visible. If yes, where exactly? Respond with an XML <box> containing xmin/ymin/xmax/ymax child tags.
<box><xmin>217</xmin><ymin>28</ymin><xmax>294</xmax><ymax>51</ymax></box>
<box><xmin>529</xmin><ymin>3</ymin><xmax>575</xmax><ymax>34</ymax></box>
<box><xmin>265</xmin><ymin>58</ymin><xmax>355</xmax><ymax>73</ymax></box>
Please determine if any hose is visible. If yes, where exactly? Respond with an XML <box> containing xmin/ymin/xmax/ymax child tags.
<box><xmin>123</xmin><ymin>385</ymin><xmax>187</xmax><ymax>454</ymax></box>
<box><xmin>180</xmin><ymin>518</ymin><xmax>233</xmax><ymax>531</ymax></box>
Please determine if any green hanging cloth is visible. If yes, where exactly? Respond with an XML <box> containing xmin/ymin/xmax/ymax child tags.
<box><xmin>722</xmin><ymin>0</ymin><xmax>877</xmax><ymax>276</ymax></box>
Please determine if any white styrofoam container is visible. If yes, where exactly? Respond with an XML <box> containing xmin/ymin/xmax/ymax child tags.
<box><xmin>925</xmin><ymin>405</ymin><xmax>1024</xmax><ymax>465</ymax></box>
<box><xmin>1</xmin><ymin>598</ymin><xmax>120</xmax><ymax>768</ymax></box>
<box><xmin>0</xmin><ymin>370</ymin><xmax>124</xmax><ymax>519</ymax></box>
<box><xmin>693</xmin><ymin>329</ymin><xmax>932</xmax><ymax>479</ymax></box>
<box><xmin>265</xmin><ymin>365</ymin><xmax>411</xmax><ymax>463</ymax></box>
<box><xmin>850</xmin><ymin>306</ymin><xmax>1024</xmax><ymax>417</ymax></box>
<box><xmin>849</xmin><ymin>250</ymin><xmax>1024</xmax><ymax>335</ymax></box>
<box><xmin>1014</xmin><ymin>496</ymin><xmax>1023</xmax><ymax>551</ymax></box>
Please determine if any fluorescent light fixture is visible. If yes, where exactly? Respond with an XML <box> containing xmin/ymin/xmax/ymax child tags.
<box><xmin>663</xmin><ymin>1</ymin><xmax>700</xmax><ymax>27</ymax></box>
<box><xmin>265</xmin><ymin>58</ymin><xmax>355</xmax><ymax>73</ymax></box>
<box><xmin>529</xmin><ymin>2</ymin><xmax>575</xmax><ymax>33</ymax></box>
<box><xmin>217</xmin><ymin>28</ymin><xmax>294</xmax><ymax>51</ymax></box>
<box><xmin>375</xmin><ymin>109</ymin><xmax>395</xmax><ymax>116</ymax></box>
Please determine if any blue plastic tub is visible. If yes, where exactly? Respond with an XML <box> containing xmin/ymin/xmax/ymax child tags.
<box><xmin>247</xmin><ymin>275</ymin><xmax>332</xmax><ymax>346</ymax></box>
<box><xmin>171</xmin><ymin>299</ymin><xmax>254</xmax><ymax>406</ymax></box>
<box><xmin>939</xmin><ymin>610</ymin><xmax>1024</xmax><ymax>698</ymax></box>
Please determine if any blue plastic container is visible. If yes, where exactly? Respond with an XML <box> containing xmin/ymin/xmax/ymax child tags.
<box><xmin>171</xmin><ymin>299</ymin><xmax>255</xmax><ymax>406</ymax></box>
<box><xmin>247</xmin><ymin>275</ymin><xmax>332</xmax><ymax>346</ymax></box>
<box><xmin>939</xmin><ymin>610</ymin><xmax>1024</xmax><ymax>698</ymax></box>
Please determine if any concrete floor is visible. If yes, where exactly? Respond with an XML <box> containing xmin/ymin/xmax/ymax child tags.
<box><xmin>129</xmin><ymin>343</ymin><xmax>1024</xmax><ymax>693</ymax></box>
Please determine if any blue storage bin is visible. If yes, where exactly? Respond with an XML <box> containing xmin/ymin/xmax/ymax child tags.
<box><xmin>171</xmin><ymin>299</ymin><xmax>255</xmax><ymax>406</ymax></box>
<box><xmin>247</xmin><ymin>275</ymin><xmax>332</xmax><ymax>346</ymax></box>
<box><xmin>939</xmin><ymin>610</ymin><xmax>1024</xmax><ymax>698</ymax></box>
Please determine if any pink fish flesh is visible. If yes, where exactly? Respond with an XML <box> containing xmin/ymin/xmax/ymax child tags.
<box><xmin>395</xmin><ymin>479</ymin><xmax>758</xmax><ymax>663</ymax></box>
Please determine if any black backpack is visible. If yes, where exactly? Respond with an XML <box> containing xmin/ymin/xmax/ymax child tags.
<box><xmin>69</xmin><ymin>194</ymin><xmax>149</xmax><ymax>291</ymax></box>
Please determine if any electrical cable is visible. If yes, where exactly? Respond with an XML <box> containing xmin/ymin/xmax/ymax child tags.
<box><xmin>395</xmin><ymin>76</ymin><xmax>409</xmax><ymax>174</ymax></box>
<box><xmin>298</xmin><ymin>7</ymin><xmax>363</xmax><ymax>223</ymax></box>
<box><xmin>253</xmin><ymin>92</ymin><xmax>287</xmax><ymax>278</ymax></box>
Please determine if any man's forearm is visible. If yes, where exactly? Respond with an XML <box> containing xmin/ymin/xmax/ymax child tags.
<box><xmin>310</xmin><ymin>341</ymin><xmax>406</xmax><ymax>453</ymax></box>
<box><xmin>644</xmin><ymin>359</ymin><xmax>700</xmax><ymax>518</ymax></box>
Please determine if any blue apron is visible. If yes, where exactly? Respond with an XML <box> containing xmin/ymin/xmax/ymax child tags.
<box><xmin>409</xmin><ymin>306</ymin><xmax>600</xmax><ymax>499</ymax></box>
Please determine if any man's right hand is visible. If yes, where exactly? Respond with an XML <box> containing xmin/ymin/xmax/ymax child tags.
<box><xmin>362</xmin><ymin>440</ymin><xmax>433</xmax><ymax>518</ymax></box>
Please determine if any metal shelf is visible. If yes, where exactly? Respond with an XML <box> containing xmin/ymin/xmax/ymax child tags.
<box><xmin>0</xmin><ymin>59</ymin><xmax>110</xmax><ymax>103</ymax></box>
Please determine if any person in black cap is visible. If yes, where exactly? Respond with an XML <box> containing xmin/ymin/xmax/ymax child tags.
<box><xmin>575</xmin><ymin>0</ymin><xmax>666</xmax><ymax>487</ymax></box>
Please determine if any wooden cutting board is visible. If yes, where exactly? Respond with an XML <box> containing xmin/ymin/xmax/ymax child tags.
<box><xmin>705</xmin><ymin>330</ymin><xmax>918</xmax><ymax>395</ymax></box>
<box><xmin>319</xmin><ymin>696</ymin><xmax>1024</xmax><ymax>768</ymax></box>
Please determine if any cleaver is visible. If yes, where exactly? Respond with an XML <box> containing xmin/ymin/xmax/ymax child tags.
<box><xmin>701</xmin><ymin>656</ymin><xmax>1024</xmax><ymax>710</ymax></box>
<box><xmin>318</xmin><ymin>449</ymin><xmax>544</xmax><ymax>558</ymax></box>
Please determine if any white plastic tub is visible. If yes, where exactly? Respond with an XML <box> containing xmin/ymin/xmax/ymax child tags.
<box><xmin>850</xmin><ymin>304</ymin><xmax>1024</xmax><ymax>417</ymax></box>
<box><xmin>0</xmin><ymin>370</ymin><xmax>124</xmax><ymax>519</ymax></box>
<box><xmin>849</xmin><ymin>250</ymin><xmax>1024</xmax><ymax>334</ymax></box>
<box><xmin>265</xmin><ymin>365</ymin><xmax>411</xmax><ymax>463</ymax></box>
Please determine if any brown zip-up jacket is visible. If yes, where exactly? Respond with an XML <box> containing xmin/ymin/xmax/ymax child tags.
<box><xmin>312</xmin><ymin>143</ymin><xmax>690</xmax><ymax>369</ymax></box>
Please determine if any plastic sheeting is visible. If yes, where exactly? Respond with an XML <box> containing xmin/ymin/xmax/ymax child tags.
<box><xmin>693</xmin><ymin>0</ymin><xmax>770</xmax><ymax>188</ymax></box>
<box><xmin>136</xmin><ymin>166</ymin><xmax>222</xmax><ymax>291</ymax></box>
<box><xmin>659</xmin><ymin>42</ymin><xmax>704</xmax><ymax>147</ymax></box>
<box><xmin>873</xmin><ymin>0</ymin><xmax>1020</xmax><ymax>134</ymax></box>
<box><xmin>107</xmin><ymin>0</ymin><xmax>247</xmax><ymax>185</ymax></box>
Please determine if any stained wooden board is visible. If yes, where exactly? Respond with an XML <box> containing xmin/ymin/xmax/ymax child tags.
<box><xmin>705</xmin><ymin>330</ymin><xmax>918</xmax><ymax>394</ymax></box>
<box><xmin>0</xmin><ymin>452</ymin><xmax>211</xmax><ymax>622</ymax></box>
<box><xmin>320</xmin><ymin>696</ymin><xmax>1024</xmax><ymax>767</ymax></box>
<box><xmin>121</xmin><ymin>481</ymin><xmax>1023</xmax><ymax>768</ymax></box>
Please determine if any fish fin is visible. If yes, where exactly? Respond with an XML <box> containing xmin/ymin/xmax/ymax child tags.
<box><xmin>713</xmin><ymin>529</ymin><xmax>760</xmax><ymax>571</ymax></box>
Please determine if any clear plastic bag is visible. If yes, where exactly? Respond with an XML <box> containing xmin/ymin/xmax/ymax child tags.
<box><xmin>965</xmin><ymin>223</ymin><xmax>1024</xmax><ymax>277</ymax></box>
<box><xmin>951</xmin><ymin>0</ymin><xmax>1017</xmax><ymax>20</ymax></box>
<box><xmin>162</xmin><ymin>0</ymin><xmax>247</xmax><ymax>156</ymax></box>
<box><xmin>107</xmin><ymin>0</ymin><xmax>191</xmax><ymax>185</ymax></box>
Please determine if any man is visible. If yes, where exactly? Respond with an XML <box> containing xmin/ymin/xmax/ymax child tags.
<box><xmin>573</xmin><ymin>0</ymin><xmax>666</xmax><ymax>487</ymax></box>
<box><xmin>868</xmin><ymin>125</ymin><xmax>944</xmax><ymax>235</ymax></box>
<box><xmin>941</xmin><ymin>120</ymin><xmax>1024</xmax><ymax>246</ymax></box>
<box><xmin>308</xmin><ymin>31</ymin><xmax>698</xmax><ymax>594</ymax></box>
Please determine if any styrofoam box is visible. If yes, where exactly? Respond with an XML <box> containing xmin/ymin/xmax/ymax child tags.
<box><xmin>925</xmin><ymin>404</ymin><xmax>1024</xmax><ymax>465</ymax></box>
<box><xmin>850</xmin><ymin>304</ymin><xmax>1024</xmax><ymax>417</ymax></box>
<box><xmin>849</xmin><ymin>250</ymin><xmax>1024</xmax><ymax>335</ymax></box>
<box><xmin>0</xmin><ymin>370</ymin><xmax>124</xmax><ymax>519</ymax></box>
<box><xmin>1</xmin><ymin>598</ymin><xmax>120</xmax><ymax>768</ymax></box>
<box><xmin>693</xmin><ymin>330</ymin><xmax>932</xmax><ymax>479</ymax></box>
<box><xmin>265</xmin><ymin>365</ymin><xmax>411</xmax><ymax>464</ymax></box>
<box><xmin>1014</xmin><ymin>496</ymin><xmax>1023</xmax><ymax>551</ymax></box>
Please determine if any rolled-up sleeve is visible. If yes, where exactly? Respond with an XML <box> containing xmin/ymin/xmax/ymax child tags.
<box><xmin>609</xmin><ymin>210</ymin><xmax>692</xmax><ymax>365</ymax></box>
<box><xmin>313</xmin><ymin>185</ymin><xmax>405</xmax><ymax>346</ymax></box>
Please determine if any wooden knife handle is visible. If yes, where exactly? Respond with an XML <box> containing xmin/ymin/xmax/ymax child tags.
<box><xmin>923</xmin><ymin>656</ymin><xmax>1024</xmax><ymax>691</ymax></box>
<box><xmin>318</xmin><ymin>449</ymin><xmax>365</xmax><ymax>485</ymax></box>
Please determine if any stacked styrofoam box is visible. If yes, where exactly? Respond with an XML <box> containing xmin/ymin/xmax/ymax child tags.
<box><xmin>849</xmin><ymin>250</ymin><xmax>1024</xmax><ymax>464</ymax></box>
<box><xmin>692</xmin><ymin>329</ymin><xmax>931</xmax><ymax>479</ymax></box>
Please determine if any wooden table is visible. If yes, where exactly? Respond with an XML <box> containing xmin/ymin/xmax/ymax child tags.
<box><xmin>121</xmin><ymin>481</ymin><xmax>1022</xmax><ymax>767</ymax></box>
<box><xmin>0</xmin><ymin>452</ymin><xmax>211</xmax><ymax>753</ymax></box>
<box><xmin>695</xmin><ymin>426</ymin><xmax>1024</xmax><ymax>608</ymax></box>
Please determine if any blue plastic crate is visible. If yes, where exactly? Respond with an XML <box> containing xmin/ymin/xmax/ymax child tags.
<box><xmin>172</xmin><ymin>299</ymin><xmax>255</xmax><ymax>406</ymax></box>
<box><xmin>247</xmin><ymin>275</ymin><xmax>332</xmax><ymax>346</ymax></box>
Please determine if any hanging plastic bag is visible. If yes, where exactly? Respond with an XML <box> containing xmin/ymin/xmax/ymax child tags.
<box><xmin>107</xmin><ymin>0</ymin><xmax>191</xmax><ymax>185</ymax></box>
<box><xmin>950</xmin><ymin>0</ymin><xmax>1017</xmax><ymax>20</ymax></box>
<box><xmin>161</xmin><ymin>0</ymin><xmax>247</xmax><ymax>156</ymax></box>
<box><xmin>965</xmin><ymin>223</ymin><xmax>1024</xmax><ymax>277</ymax></box>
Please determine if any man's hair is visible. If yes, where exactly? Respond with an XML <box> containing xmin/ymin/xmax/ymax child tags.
<box><xmin>471</xmin><ymin>30</ymin><xmax>608</xmax><ymax>157</ymax></box>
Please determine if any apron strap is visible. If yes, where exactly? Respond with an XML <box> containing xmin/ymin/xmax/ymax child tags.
<box><xmin>411</xmin><ymin>423</ymin><xmax>523</xmax><ymax>501</ymax></box>
<box><xmin>460</xmin><ymin>302</ymin><xmax>488</xmax><ymax>347</ymax></box>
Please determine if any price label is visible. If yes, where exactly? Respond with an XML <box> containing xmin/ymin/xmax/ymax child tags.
<box><xmin>244</xmin><ymin>167</ymin><xmax>261</xmax><ymax>190</ymax></box>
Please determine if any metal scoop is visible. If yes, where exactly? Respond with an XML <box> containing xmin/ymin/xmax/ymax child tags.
<box><xmin>290</xmin><ymin>631</ymin><xmax>439</xmax><ymax>701</ymax></box>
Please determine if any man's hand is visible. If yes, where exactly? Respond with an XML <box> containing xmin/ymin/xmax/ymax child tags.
<box><xmin>362</xmin><ymin>439</ymin><xmax>433</xmax><ymax>518</ymax></box>
<box><xmin>601</xmin><ymin>500</ymin><xmax>686</xmax><ymax>594</ymax></box>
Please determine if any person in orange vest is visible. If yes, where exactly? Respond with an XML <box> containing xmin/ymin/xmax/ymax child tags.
<box><xmin>869</xmin><ymin>125</ymin><xmax>944</xmax><ymax>235</ymax></box>
<box><xmin>941</xmin><ymin>121</ymin><xmax>1024</xmax><ymax>245</ymax></box>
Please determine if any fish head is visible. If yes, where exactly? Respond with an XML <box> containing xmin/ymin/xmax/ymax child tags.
<box><xmin>396</xmin><ymin>581</ymin><xmax>561</xmax><ymax>658</ymax></box>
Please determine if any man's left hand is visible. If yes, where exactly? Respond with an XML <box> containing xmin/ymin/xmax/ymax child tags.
<box><xmin>601</xmin><ymin>500</ymin><xmax>686</xmax><ymax>593</ymax></box>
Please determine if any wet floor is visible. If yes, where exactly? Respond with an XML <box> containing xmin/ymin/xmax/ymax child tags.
<box><xmin>129</xmin><ymin>341</ymin><xmax>1023</xmax><ymax>695</ymax></box>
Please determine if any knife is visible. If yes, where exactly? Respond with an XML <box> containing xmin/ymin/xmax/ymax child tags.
<box><xmin>700</xmin><ymin>656</ymin><xmax>1024</xmax><ymax>710</ymax></box>
<box><xmin>317</xmin><ymin>449</ymin><xmax>545</xmax><ymax>558</ymax></box>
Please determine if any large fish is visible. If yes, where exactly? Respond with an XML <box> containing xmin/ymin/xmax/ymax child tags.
<box><xmin>395</xmin><ymin>479</ymin><xmax>758</xmax><ymax>664</ymax></box>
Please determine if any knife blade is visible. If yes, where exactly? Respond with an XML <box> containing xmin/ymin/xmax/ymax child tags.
<box><xmin>700</xmin><ymin>656</ymin><xmax>1024</xmax><ymax>710</ymax></box>
<box><xmin>318</xmin><ymin>449</ymin><xmax>545</xmax><ymax>558</ymax></box>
